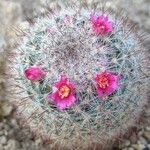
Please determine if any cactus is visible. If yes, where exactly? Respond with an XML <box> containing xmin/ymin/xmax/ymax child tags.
<box><xmin>6</xmin><ymin>1</ymin><xmax>149</xmax><ymax>149</ymax></box>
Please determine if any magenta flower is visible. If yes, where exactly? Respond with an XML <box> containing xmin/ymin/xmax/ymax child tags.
<box><xmin>90</xmin><ymin>15</ymin><xmax>113</xmax><ymax>35</ymax></box>
<box><xmin>49</xmin><ymin>76</ymin><xmax>76</xmax><ymax>110</ymax></box>
<box><xmin>24</xmin><ymin>66</ymin><xmax>46</xmax><ymax>81</ymax></box>
<box><xmin>95</xmin><ymin>71</ymin><xmax>119</xmax><ymax>98</ymax></box>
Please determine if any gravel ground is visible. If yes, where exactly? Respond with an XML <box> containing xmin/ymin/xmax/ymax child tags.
<box><xmin>0</xmin><ymin>0</ymin><xmax>149</xmax><ymax>149</ymax></box>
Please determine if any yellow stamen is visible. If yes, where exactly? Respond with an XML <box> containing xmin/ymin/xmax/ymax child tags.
<box><xmin>98</xmin><ymin>76</ymin><xmax>109</xmax><ymax>89</ymax></box>
<box><xmin>59</xmin><ymin>85</ymin><xmax>70</xmax><ymax>99</ymax></box>
<box><xmin>98</xmin><ymin>25</ymin><xmax>105</xmax><ymax>32</ymax></box>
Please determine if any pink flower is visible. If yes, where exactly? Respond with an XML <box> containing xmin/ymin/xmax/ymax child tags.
<box><xmin>49</xmin><ymin>76</ymin><xmax>76</xmax><ymax>110</ymax></box>
<box><xmin>94</xmin><ymin>71</ymin><xmax>119</xmax><ymax>98</ymax></box>
<box><xmin>90</xmin><ymin>15</ymin><xmax>113</xmax><ymax>35</ymax></box>
<box><xmin>24</xmin><ymin>66</ymin><xmax>46</xmax><ymax>81</ymax></box>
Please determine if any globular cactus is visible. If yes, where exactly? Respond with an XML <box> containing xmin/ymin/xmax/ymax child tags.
<box><xmin>6</xmin><ymin>1</ymin><xmax>149</xmax><ymax>149</ymax></box>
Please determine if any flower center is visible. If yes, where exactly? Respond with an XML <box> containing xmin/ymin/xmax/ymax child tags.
<box><xmin>98</xmin><ymin>75</ymin><xmax>109</xmax><ymax>89</ymax></box>
<box><xmin>58</xmin><ymin>85</ymin><xmax>71</xmax><ymax>99</ymax></box>
<box><xmin>98</xmin><ymin>25</ymin><xmax>105</xmax><ymax>32</ymax></box>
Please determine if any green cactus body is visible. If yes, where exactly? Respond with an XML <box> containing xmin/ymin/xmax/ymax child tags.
<box><xmin>6</xmin><ymin>1</ymin><xmax>149</xmax><ymax>149</ymax></box>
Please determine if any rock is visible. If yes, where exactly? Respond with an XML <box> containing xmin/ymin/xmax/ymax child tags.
<box><xmin>2</xmin><ymin>119</ymin><xmax>7</xmax><ymax>124</ymax></box>
<box><xmin>0</xmin><ymin>131</ymin><xmax>4</xmax><ymax>136</ymax></box>
<box><xmin>132</xmin><ymin>144</ymin><xmax>145</xmax><ymax>150</ymax></box>
<box><xmin>137</xmin><ymin>137</ymin><xmax>147</xmax><ymax>145</ymax></box>
<box><xmin>0</xmin><ymin>122</ymin><xmax>4</xmax><ymax>130</ymax></box>
<box><xmin>124</xmin><ymin>140</ymin><xmax>131</xmax><ymax>147</ymax></box>
<box><xmin>7</xmin><ymin>130</ymin><xmax>14</xmax><ymax>138</ymax></box>
<box><xmin>0</xmin><ymin>35</ymin><xmax>6</xmax><ymax>51</ymax></box>
<box><xmin>0</xmin><ymin>78</ymin><xmax>5</xmax><ymax>84</ymax></box>
<box><xmin>4</xmin><ymin>139</ymin><xmax>19</xmax><ymax>150</ymax></box>
<box><xmin>127</xmin><ymin>148</ymin><xmax>134</xmax><ymax>150</ymax></box>
<box><xmin>0</xmin><ymin>136</ymin><xmax>7</xmax><ymax>145</ymax></box>
<box><xmin>0</xmin><ymin>144</ymin><xmax>4</xmax><ymax>150</ymax></box>
<box><xmin>35</xmin><ymin>138</ymin><xmax>42</xmax><ymax>146</ymax></box>
<box><xmin>1</xmin><ymin>103</ymin><xmax>13</xmax><ymax>117</ymax></box>
<box><xmin>147</xmin><ymin>144</ymin><xmax>150</xmax><ymax>149</ymax></box>
<box><xmin>142</xmin><ymin>147</ymin><xmax>150</xmax><ymax>150</ymax></box>
<box><xmin>10</xmin><ymin>119</ymin><xmax>19</xmax><ymax>129</ymax></box>
<box><xmin>122</xmin><ymin>148</ymin><xmax>135</xmax><ymax>150</ymax></box>
<box><xmin>143</xmin><ymin>131</ymin><xmax>150</xmax><ymax>141</ymax></box>
<box><xmin>0</xmin><ymin>1</ymin><xmax>22</xmax><ymax>46</ymax></box>
<box><xmin>121</xmin><ymin>140</ymin><xmax>131</xmax><ymax>148</ymax></box>
<box><xmin>3</xmin><ymin>130</ymin><xmax>8</xmax><ymax>136</ymax></box>
<box><xmin>145</xmin><ymin>127</ymin><xmax>150</xmax><ymax>131</ymax></box>
<box><xmin>138</xmin><ymin>129</ymin><xmax>144</xmax><ymax>137</ymax></box>
<box><xmin>129</xmin><ymin>134</ymin><xmax>138</xmax><ymax>144</ymax></box>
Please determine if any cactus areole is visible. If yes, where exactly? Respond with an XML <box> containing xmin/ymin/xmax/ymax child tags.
<box><xmin>6</xmin><ymin>1</ymin><xmax>148</xmax><ymax>149</ymax></box>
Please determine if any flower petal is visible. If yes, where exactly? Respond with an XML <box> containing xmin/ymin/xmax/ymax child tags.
<box><xmin>49</xmin><ymin>92</ymin><xmax>59</xmax><ymax>103</ymax></box>
<box><xmin>55</xmin><ymin>75</ymin><xmax>68</xmax><ymax>88</ymax></box>
<box><xmin>24</xmin><ymin>66</ymin><xmax>46</xmax><ymax>81</ymax></box>
<box><xmin>104</xmin><ymin>86</ymin><xmax>115</xmax><ymax>95</ymax></box>
<box><xmin>90</xmin><ymin>15</ymin><xmax>98</xmax><ymax>23</ymax></box>
<box><xmin>95</xmin><ymin>71</ymin><xmax>119</xmax><ymax>98</ymax></box>
<box><xmin>96</xmin><ymin>88</ymin><xmax>104</xmax><ymax>98</ymax></box>
<box><xmin>66</xmin><ymin>94</ymin><xmax>76</xmax><ymax>107</ymax></box>
<box><xmin>48</xmin><ymin>76</ymin><xmax>76</xmax><ymax>110</ymax></box>
<box><xmin>105</xmin><ymin>22</ymin><xmax>113</xmax><ymax>33</ymax></box>
<box><xmin>91</xmin><ymin>15</ymin><xmax>113</xmax><ymax>35</ymax></box>
<box><xmin>56</xmin><ymin>94</ymin><xmax>76</xmax><ymax>110</ymax></box>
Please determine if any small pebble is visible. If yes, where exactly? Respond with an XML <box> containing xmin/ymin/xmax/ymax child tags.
<box><xmin>147</xmin><ymin>144</ymin><xmax>150</xmax><ymax>149</ymax></box>
<box><xmin>145</xmin><ymin>127</ymin><xmax>150</xmax><ymax>131</ymax></box>
<box><xmin>124</xmin><ymin>140</ymin><xmax>131</xmax><ymax>147</ymax></box>
<box><xmin>142</xmin><ymin>147</ymin><xmax>150</xmax><ymax>150</ymax></box>
<box><xmin>0</xmin><ymin>144</ymin><xmax>4</xmax><ymax>150</ymax></box>
<box><xmin>4</xmin><ymin>130</ymin><xmax>8</xmax><ymax>136</ymax></box>
<box><xmin>35</xmin><ymin>138</ymin><xmax>42</xmax><ymax>146</ymax></box>
<box><xmin>0</xmin><ymin>136</ymin><xmax>7</xmax><ymax>145</ymax></box>
<box><xmin>143</xmin><ymin>132</ymin><xmax>150</xmax><ymax>141</ymax></box>
<box><xmin>132</xmin><ymin>144</ymin><xmax>145</xmax><ymax>150</ymax></box>
<box><xmin>1</xmin><ymin>103</ymin><xmax>13</xmax><ymax>117</ymax></box>
<box><xmin>137</xmin><ymin>137</ymin><xmax>147</xmax><ymax>145</ymax></box>
<box><xmin>0</xmin><ymin>131</ymin><xmax>4</xmax><ymax>136</ymax></box>
<box><xmin>0</xmin><ymin>122</ymin><xmax>4</xmax><ymax>130</ymax></box>
<box><xmin>127</xmin><ymin>148</ymin><xmax>134</xmax><ymax>150</ymax></box>
<box><xmin>4</xmin><ymin>139</ymin><xmax>18</xmax><ymax>150</ymax></box>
